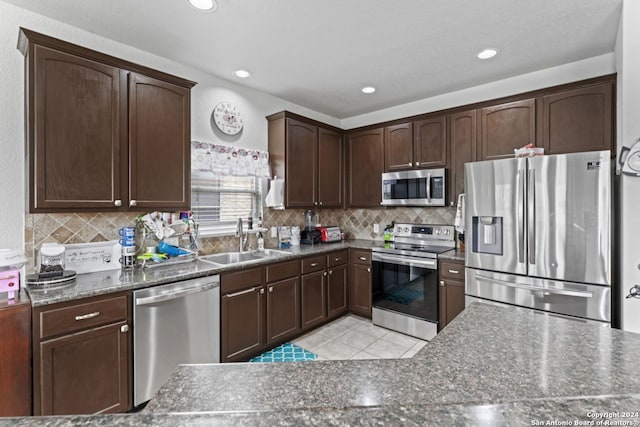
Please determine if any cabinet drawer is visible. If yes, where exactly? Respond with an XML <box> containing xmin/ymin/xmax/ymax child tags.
<box><xmin>350</xmin><ymin>249</ymin><xmax>371</xmax><ymax>265</ymax></box>
<box><xmin>301</xmin><ymin>255</ymin><xmax>327</xmax><ymax>274</ymax></box>
<box><xmin>327</xmin><ymin>250</ymin><xmax>348</xmax><ymax>267</ymax></box>
<box><xmin>266</xmin><ymin>260</ymin><xmax>300</xmax><ymax>283</ymax></box>
<box><xmin>38</xmin><ymin>294</ymin><xmax>128</xmax><ymax>340</ymax></box>
<box><xmin>222</xmin><ymin>267</ymin><xmax>264</xmax><ymax>295</ymax></box>
<box><xmin>439</xmin><ymin>260</ymin><xmax>465</xmax><ymax>281</ymax></box>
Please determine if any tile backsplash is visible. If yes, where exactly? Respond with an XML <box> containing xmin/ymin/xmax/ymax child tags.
<box><xmin>25</xmin><ymin>206</ymin><xmax>456</xmax><ymax>270</ymax></box>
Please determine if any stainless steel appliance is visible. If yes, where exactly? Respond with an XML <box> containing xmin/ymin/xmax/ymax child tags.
<box><xmin>301</xmin><ymin>209</ymin><xmax>321</xmax><ymax>244</ymax></box>
<box><xmin>618</xmin><ymin>140</ymin><xmax>640</xmax><ymax>333</ymax></box>
<box><xmin>133</xmin><ymin>275</ymin><xmax>220</xmax><ymax>406</ymax></box>
<box><xmin>465</xmin><ymin>150</ymin><xmax>612</xmax><ymax>323</ymax></box>
<box><xmin>372</xmin><ymin>224</ymin><xmax>455</xmax><ymax>340</ymax></box>
<box><xmin>381</xmin><ymin>168</ymin><xmax>446</xmax><ymax>207</ymax></box>
<box><xmin>316</xmin><ymin>226</ymin><xmax>341</xmax><ymax>243</ymax></box>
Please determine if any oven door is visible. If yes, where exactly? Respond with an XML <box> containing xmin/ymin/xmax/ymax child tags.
<box><xmin>371</xmin><ymin>252</ymin><xmax>439</xmax><ymax>339</ymax></box>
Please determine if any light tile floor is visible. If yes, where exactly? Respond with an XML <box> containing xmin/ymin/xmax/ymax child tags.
<box><xmin>291</xmin><ymin>314</ymin><xmax>427</xmax><ymax>360</ymax></box>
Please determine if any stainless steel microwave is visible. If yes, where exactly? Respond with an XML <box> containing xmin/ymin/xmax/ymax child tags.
<box><xmin>381</xmin><ymin>168</ymin><xmax>446</xmax><ymax>206</ymax></box>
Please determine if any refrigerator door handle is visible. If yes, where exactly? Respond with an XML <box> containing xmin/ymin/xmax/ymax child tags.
<box><xmin>475</xmin><ymin>275</ymin><xmax>594</xmax><ymax>298</ymax></box>
<box><xmin>516</xmin><ymin>167</ymin><xmax>525</xmax><ymax>264</ymax></box>
<box><xmin>528</xmin><ymin>168</ymin><xmax>536</xmax><ymax>265</ymax></box>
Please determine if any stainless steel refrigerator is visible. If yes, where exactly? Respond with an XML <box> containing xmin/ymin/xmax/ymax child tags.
<box><xmin>464</xmin><ymin>150</ymin><xmax>611</xmax><ymax>324</ymax></box>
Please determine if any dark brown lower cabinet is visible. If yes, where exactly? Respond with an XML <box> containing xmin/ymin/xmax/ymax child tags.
<box><xmin>0</xmin><ymin>297</ymin><xmax>31</xmax><ymax>416</ymax></box>
<box><xmin>221</xmin><ymin>285</ymin><xmax>265</xmax><ymax>363</ymax></box>
<box><xmin>39</xmin><ymin>321</ymin><xmax>130</xmax><ymax>415</ymax></box>
<box><xmin>32</xmin><ymin>292</ymin><xmax>131</xmax><ymax>415</ymax></box>
<box><xmin>327</xmin><ymin>264</ymin><xmax>348</xmax><ymax>319</ymax></box>
<box><xmin>349</xmin><ymin>249</ymin><xmax>372</xmax><ymax>318</ymax></box>
<box><xmin>267</xmin><ymin>277</ymin><xmax>301</xmax><ymax>343</ymax></box>
<box><xmin>301</xmin><ymin>271</ymin><xmax>327</xmax><ymax>330</ymax></box>
<box><xmin>438</xmin><ymin>259</ymin><xmax>466</xmax><ymax>331</ymax></box>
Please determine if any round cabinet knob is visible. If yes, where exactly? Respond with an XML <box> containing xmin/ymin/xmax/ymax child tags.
<box><xmin>319</xmin><ymin>201</ymin><xmax>323</xmax><ymax>206</ymax></box>
<box><xmin>129</xmin><ymin>200</ymin><xmax>137</xmax><ymax>207</ymax></box>
<box><xmin>415</xmin><ymin>162</ymin><xmax>420</xmax><ymax>167</ymax></box>
<box><xmin>440</xmin><ymin>280</ymin><xmax>445</xmax><ymax>287</ymax></box>
<box><xmin>366</xmin><ymin>267</ymin><xmax>371</xmax><ymax>273</ymax></box>
<box><xmin>323</xmin><ymin>271</ymin><xmax>328</xmax><ymax>276</ymax></box>
<box><xmin>408</xmin><ymin>162</ymin><xmax>413</xmax><ymax>167</ymax></box>
<box><xmin>314</xmin><ymin>202</ymin><xmax>318</xmax><ymax>206</ymax></box>
<box><xmin>329</xmin><ymin>270</ymin><xmax>333</xmax><ymax>275</ymax></box>
<box><xmin>269</xmin><ymin>287</ymin><xmax>273</xmax><ymax>293</ymax></box>
<box><xmin>260</xmin><ymin>288</ymin><xmax>265</xmax><ymax>294</ymax></box>
<box><xmin>114</xmin><ymin>199</ymin><xmax>122</xmax><ymax>207</ymax></box>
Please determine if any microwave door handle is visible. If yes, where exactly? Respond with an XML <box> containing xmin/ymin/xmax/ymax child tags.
<box><xmin>426</xmin><ymin>172</ymin><xmax>431</xmax><ymax>202</ymax></box>
<box><xmin>528</xmin><ymin>169</ymin><xmax>536</xmax><ymax>265</ymax></box>
<box><xmin>475</xmin><ymin>275</ymin><xmax>593</xmax><ymax>298</ymax></box>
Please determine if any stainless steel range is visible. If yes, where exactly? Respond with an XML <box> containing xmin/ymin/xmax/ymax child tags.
<box><xmin>371</xmin><ymin>224</ymin><xmax>455</xmax><ymax>340</ymax></box>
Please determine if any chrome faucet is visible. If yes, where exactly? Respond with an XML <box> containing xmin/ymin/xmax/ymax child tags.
<box><xmin>236</xmin><ymin>217</ymin><xmax>248</xmax><ymax>252</ymax></box>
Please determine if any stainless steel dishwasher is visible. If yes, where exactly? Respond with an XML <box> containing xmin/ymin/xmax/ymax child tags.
<box><xmin>133</xmin><ymin>275</ymin><xmax>220</xmax><ymax>406</ymax></box>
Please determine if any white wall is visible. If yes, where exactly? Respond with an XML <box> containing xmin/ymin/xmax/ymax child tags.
<box><xmin>0</xmin><ymin>1</ymin><xmax>339</xmax><ymax>252</ymax></box>
<box><xmin>341</xmin><ymin>53</ymin><xmax>616</xmax><ymax>130</ymax></box>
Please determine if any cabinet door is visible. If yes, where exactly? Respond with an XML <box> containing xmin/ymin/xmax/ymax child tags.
<box><xmin>347</xmin><ymin>128</ymin><xmax>384</xmax><ymax>207</ymax></box>
<box><xmin>285</xmin><ymin>118</ymin><xmax>317</xmax><ymax>207</ymax></box>
<box><xmin>30</xmin><ymin>45</ymin><xmax>123</xmax><ymax>212</ymax></box>
<box><xmin>349</xmin><ymin>263</ymin><xmax>372</xmax><ymax>318</ymax></box>
<box><xmin>327</xmin><ymin>264</ymin><xmax>349</xmax><ymax>320</ymax></box>
<box><xmin>542</xmin><ymin>82</ymin><xmax>613</xmax><ymax>154</ymax></box>
<box><xmin>0</xmin><ymin>302</ymin><xmax>31</xmax><ymax>416</ymax></box>
<box><xmin>129</xmin><ymin>73</ymin><xmax>190</xmax><ymax>210</ymax></box>
<box><xmin>449</xmin><ymin>109</ymin><xmax>477</xmax><ymax>207</ymax></box>
<box><xmin>221</xmin><ymin>286</ymin><xmax>265</xmax><ymax>362</ymax></box>
<box><xmin>301</xmin><ymin>271</ymin><xmax>327</xmax><ymax>330</ymax></box>
<box><xmin>480</xmin><ymin>99</ymin><xmax>536</xmax><ymax>161</ymax></box>
<box><xmin>266</xmin><ymin>277</ymin><xmax>301</xmax><ymax>344</ymax></box>
<box><xmin>37</xmin><ymin>321</ymin><xmax>130</xmax><ymax>415</ymax></box>
<box><xmin>413</xmin><ymin>116</ymin><xmax>447</xmax><ymax>168</ymax></box>
<box><xmin>438</xmin><ymin>279</ymin><xmax>465</xmax><ymax>330</ymax></box>
<box><xmin>384</xmin><ymin>123</ymin><xmax>414</xmax><ymax>171</ymax></box>
<box><xmin>317</xmin><ymin>127</ymin><xmax>343</xmax><ymax>207</ymax></box>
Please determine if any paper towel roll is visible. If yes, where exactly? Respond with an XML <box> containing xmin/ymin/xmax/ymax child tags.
<box><xmin>265</xmin><ymin>178</ymin><xmax>284</xmax><ymax>209</ymax></box>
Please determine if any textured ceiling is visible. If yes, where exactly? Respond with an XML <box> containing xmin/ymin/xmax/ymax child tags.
<box><xmin>3</xmin><ymin>0</ymin><xmax>622</xmax><ymax>119</ymax></box>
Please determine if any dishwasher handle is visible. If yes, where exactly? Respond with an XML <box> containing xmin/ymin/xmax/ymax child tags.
<box><xmin>135</xmin><ymin>281</ymin><xmax>219</xmax><ymax>306</ymax></box>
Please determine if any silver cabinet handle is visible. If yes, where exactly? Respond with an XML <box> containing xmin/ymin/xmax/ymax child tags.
<box><xmin>269</xmin><ymin>286</ymin><xmax>273</xmax><ymax>293</ymax></box>
<box><xmin>114</xmin><ymin>199</ymin><xmax>122</xmax><ymax>207</ymax></box>
<box><xmin>310</xmin><ymin>262</ymin><xmax>319</xmax><ymax>267</ymax></box>
<box><xmin>334</xmin><ymin>257</ymin><xmax>341</xmax><ymax>262</ymax></box>
<box><xmin>121</xmin><ymin>324</ymin><xmax>129</xmax><ymax>333</ymax></box>
<box><xmin>129</xmin><ymin>199</ymin><xmax>137</xmax><ymax>207</ymax></box>
<box><xmin>359</xmin><ymin>257</ymin><xmax>367</xmax><ymax>261</ymax></box>
<box><xmin>137</xmin><ymin>282</ymin><xmax>218</xmax><ymax>305</ymax></box>
<box><xmin>475</xmin><ymin>275</ymin><xmax>593</xmax><ymax>298</ymax></box>
<box><xmin>75</xmin><ymin>311</ymin><xmax>100</xmax><ymax>321</ymax></box>
<box><xmin>440</xmin><ymin>280</ymin><xmax>445</xmax><ymax>287</ymax></box>
<box><xmin>448</xmin><ymin>269</ymin><xmax>460</xmax><ymax>274</ymax></box>
<box><xmin>366</xmin><ymin>267</ymin><xmax>371</xmax><ymax>273</ymax></box>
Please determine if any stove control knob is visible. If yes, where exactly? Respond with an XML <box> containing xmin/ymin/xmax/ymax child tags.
<box><xmin>404</xmin><ymin>227</ymin><xmax>409</xmax><ymax>232</ymax></box>
<box><xmin>436</xmin><ymin>229</ymin><xmax>442</xmax><ymax>235</ymax></box>
<box><xmin>444</xmin><ymin>230</ymin><xmax>450</xmax><ymax>235</ymax></box>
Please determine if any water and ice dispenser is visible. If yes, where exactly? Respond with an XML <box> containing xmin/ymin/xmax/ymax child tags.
<box><xmin>471</xmin><ymin>216</ymin><xmax>503</xmax><ymax>255</ymax></box>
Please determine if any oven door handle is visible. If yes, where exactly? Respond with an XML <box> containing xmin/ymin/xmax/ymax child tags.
<box><xmin>372</xmin><ymin>253</ymin><xmax>437</xmax><ymax>270</ymax></box>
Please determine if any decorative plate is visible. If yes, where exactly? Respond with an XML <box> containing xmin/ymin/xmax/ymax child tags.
<box><xmin>213</xmin><ymin>102</ymin><xmax>243</xmax><ymax>135</ymax></box>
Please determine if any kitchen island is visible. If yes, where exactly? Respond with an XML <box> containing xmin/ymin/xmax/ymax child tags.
<box><xmin>3</xmin><ymin>302</ymin><xmax>640</xmax><ymax>426</ymax></box>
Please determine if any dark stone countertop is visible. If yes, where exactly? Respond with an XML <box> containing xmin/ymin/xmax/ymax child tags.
<box><xmin>3</xmin><ymin>302</ymin><xmax>640</xmax><ymax>426</ymax></box>
<box><xmin>439</xmin><ymin>248</ymin><xmax>465</xmax><ymax>262</ymax></box>
<box><xmin>24</xmin><ymin>239</ymin><xmax>380</xmax><ymax>307</ymax></box>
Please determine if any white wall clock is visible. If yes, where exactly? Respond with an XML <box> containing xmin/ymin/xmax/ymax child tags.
<box><xmin>213</xmin><ymin>102</ymin><xmax>243</xmax><ymax>135</ymax></box>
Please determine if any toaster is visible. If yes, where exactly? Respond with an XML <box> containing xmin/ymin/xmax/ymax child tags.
<box><xmin>316</xmin><ymin>226</ymin><xmax>342</xmax><ymax>243</ymax></box>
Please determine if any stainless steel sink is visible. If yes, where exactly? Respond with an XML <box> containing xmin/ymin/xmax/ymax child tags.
<box><xmin>199</xmin><ymin>249</ymin><xmax>289</xmax><ymax>265</ymax></box>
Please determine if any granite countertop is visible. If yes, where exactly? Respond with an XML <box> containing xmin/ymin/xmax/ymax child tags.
<box><xmin>439</xmin><ymin>248</ymin><xmax>465</xmax><ymax>262</ymax></box>
<box><xmin>5</xmin><ymin>302</ymin><xmax>640</xmax><ymax>426</ymax></box>
<box><xmin>24</xmin><ymin>239</ymin><xmax>381</xmax><ymax>307</ymax></box>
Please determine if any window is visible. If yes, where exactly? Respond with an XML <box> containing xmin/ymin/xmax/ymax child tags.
<box><xmin>191</xmin><ymin>170</ymin><xmax>263</xmax><ymax>236</ymax></box>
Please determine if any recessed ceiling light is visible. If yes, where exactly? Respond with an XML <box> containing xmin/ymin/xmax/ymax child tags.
<box><xmin>361</xmin><ymin>86</ymin><xmax>376</xmax><ymax>94</ymax></box>
<box><xmin>233</xmin><ymin>69</ymin><xmax>251</xmax><ymax>79</ymax></box>
<box><xmin>476</xmin><ymin>48</ymin><xmax>498</xmax><ymax>60</ymax></box>
<box><xmin>187</xmin><ymin>0</ymin><xmax>217</xmax><ymax>11</ymax></box>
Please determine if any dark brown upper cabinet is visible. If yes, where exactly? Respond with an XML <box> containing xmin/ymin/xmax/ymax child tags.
<box><xmin>479</xmin><ymin>98</ymin><xmax>536</xmax><ymax>161</ymax></box>
<box><xmin>19</xmin><ymin>28</ymin><xmax>196</xmax><ymax>213</ymax></box>
<box><xmin>384</xmin><ymin>122</ymin><xmax>414</xmax><ymax>171</ymax></box>
<box><xmin>413</xmin><ymin>115</ymin><xmax>447</xmax><ymax>168</ymax></box>
<box><xmin>346</xmin><ymin>128</ymin><xmax>384</xmax><ymax>207</ymax></box>
<box><xmin>267</xmin><ymin>112</ymin><xmax>343</xmax><ymax>208</ymax></box>
<box><xmin>542</xmin><ymin>81</ymin><xmax>613</xmax><ymax>155</ymax></box>
<box><xmin>449</xmin><ymin>109</ymin><xmax>477</xmax><ymax>207</ymax></box>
